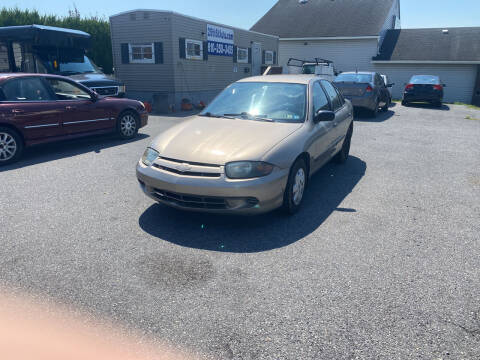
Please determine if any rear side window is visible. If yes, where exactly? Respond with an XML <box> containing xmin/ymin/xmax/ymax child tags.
<box><xmin>312</xmin><ymin>82</ymin><xmax>330</xmax><ymax>112</ymax></box>
<box><xmin>321</xmin><ymin>80</ymin><xmax>343</xmax><ymax>111</ymax></box>
<box><xmin>409</xmin><ymin>75</ymin><xmax>440</xmax><ymax>85</ymax></box>
<box><xmin>1</xmin><ymin>77</ymin><xmax>53</xmax><ymax>101</ymax></box>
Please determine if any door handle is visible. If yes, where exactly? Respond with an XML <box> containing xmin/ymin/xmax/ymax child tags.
<box><xmin>12</xmin><ymin>109</ymin><xmax>24</xmax><ymax>114</ymax></box>
<box><xmin>65</xmin><ymin>106</ymin><xmax>76</xmax><ymax>110</ymax></box>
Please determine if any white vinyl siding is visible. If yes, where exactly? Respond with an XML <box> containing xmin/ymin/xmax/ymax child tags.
<box><xmin>279</xmin><ymin>38</ymin><xmax>379</xmax><ymax>74</ymax></box>
<box><xmin>373</xmin><ymin>64</ymin><xmax>477</xmax><ymax>103</ymax></box>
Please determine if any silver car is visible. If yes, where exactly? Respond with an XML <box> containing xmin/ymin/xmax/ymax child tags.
<box><xmin>137</xmin><ymin>75</ymin><xmax>354</xmax><ymax>215</ymax></box>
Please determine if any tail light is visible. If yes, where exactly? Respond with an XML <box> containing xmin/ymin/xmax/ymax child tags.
<box><xmin>433</xmin><ymin>85</ymin><xmax>443</xmax><ymax>91</ymax></box>
<box><xmin>366</xmin><ymin>85</ymin><xmax>373</xmax><ymax>92</ymax></box>
<box><xmin>405</xmin><ymin>84</ymin><xmax>414</xmax><ymax>90</ymax></box>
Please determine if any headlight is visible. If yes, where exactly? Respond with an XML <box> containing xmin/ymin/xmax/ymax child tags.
<box><xmin>225</xmin><ymin>161</ymin><xmax>274</xmax><ymax>179</ymax></box>
<box><xmin>141</xmin><ymin>148</ymin><xmax>159</xmax><ymax>166</ymax></box>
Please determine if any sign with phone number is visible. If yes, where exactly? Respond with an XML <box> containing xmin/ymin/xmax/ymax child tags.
<box><xmin>207</xmin><ymin>24</ymin><xmax>234</xmax><ymax>57</ymax></box>
<box><xmin>208</xmin><ymin>41</ymin><xmax>234</xmax><ymax>56</ymax></box>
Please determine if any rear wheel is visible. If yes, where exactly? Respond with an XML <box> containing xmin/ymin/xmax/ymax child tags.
<box><xmin>117</xmin><ymin>111</ymin><xmax>139</xmax><ymax>139</ymax></box>
<box><xmin>335</xmin><ymin>123</ymin><xmax>353</xmax><ymax>164</ymax></box>
<box><xmin>370</xmin><ymin>100</ymin><xmax>379</xmax><ymax>118</ymax></box>
<box><xmin>381</xmin><ymin>97</ymin><xmax>390</xmax><ymax>112</ymax></box>
<box><xmin>0</xmin><ymin>127</ymin><xmax>23</xmax><ymax>166</ymax></box>
<box><xmin>283</xmin><ymin>158</ymin><xmax>307</xmax><ymax>215</ymax></box>
<box><xmin>435</xmin><ymin>101</ymin><xmax>443</xmax><ymax>108</ymax></box>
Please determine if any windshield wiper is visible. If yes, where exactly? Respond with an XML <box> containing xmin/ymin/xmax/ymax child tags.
<box><xmin>199</xmin><ymin>112</ymin><xmax>234</xmax><ymax>119</ymax></box>
<box><xmin>223</xmin><ymin>113</ymin><xmax>274</xmax><ymax>122</ymax></box>
<box><xmin>59</xmin><ymin>71</ymin><xmax>82</xmax><ymax>75</ymax></box>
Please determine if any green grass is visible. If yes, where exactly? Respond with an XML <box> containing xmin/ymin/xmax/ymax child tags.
<box><xmin>465</xmin><ymin>115</ymin><xmax>480</xmax><ymax>121</ymax></box>
<box><xmin>453</xmin><ymin>102</ymin><xmax>480</xmax><ymax>110</ymax></box>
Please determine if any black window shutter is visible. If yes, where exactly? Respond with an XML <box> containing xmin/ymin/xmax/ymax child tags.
<box><xmin>273</xmin><ymin>51</ymin><xmax>277</xmax><ymax>64</ymax></box>
<box><xmin>233</xmin><ymin>45</ymin><xmax>237</xmax><ymax>63</ymax></box>
<box><xmin>179</xmin><ymin>38</ymin><xmax>186</xmax><ymax>59</ymax></box>
<box><xmin>248</xmin><ymin>48</ymin><xmax>252</xmax><ymax>64</ymax></box>
<box><xmin>203</xmin><ymin>41</ymin><xmax>208</xmax><ymax>61</ymax></box>
<box><xmin>154</xmin><ymin>42</ymin><xmax>163</xmax><ymax>64</ymax></box>
<box><xmin>262</xmin><ymin>50</ymin><xmax>266</xmax><ymax>64</ymax></box>
<box><xmin>121</xmin><ymin>43</ymin><xmax>129</xmax><ymax>64</ymax></box>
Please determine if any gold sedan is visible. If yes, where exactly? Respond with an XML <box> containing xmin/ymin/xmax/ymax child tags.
<box><xmin>137</xmin><ymin>75</ymin><xmax>354</xmax><ymax>214</ymax></box>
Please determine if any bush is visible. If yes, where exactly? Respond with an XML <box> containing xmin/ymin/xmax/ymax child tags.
<box><xmin>0</xmin><ymin>7</ymin><xmax>112</xmax><ymax>74</ymax></box>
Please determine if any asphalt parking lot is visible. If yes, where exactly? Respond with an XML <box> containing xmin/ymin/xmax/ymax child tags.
<box><xmin>1</xmin><ymin>103</ymin><xmax>479</xmax><ymax>359</ymax></box>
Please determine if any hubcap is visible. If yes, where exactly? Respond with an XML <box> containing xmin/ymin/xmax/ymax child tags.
<box><xmin>292</xmin><ymin>168</ymin><xmax>306</xmax><ymax>206</ymax></box>
<box><xmin>120</xmin><ymin>115</ymin><xmax>136</xmax><ymax>137</ymax></box>
<box><xmin>0</xmin><ymin>132</ymin><xmax>17</xmax><ymax>162</ymax></box>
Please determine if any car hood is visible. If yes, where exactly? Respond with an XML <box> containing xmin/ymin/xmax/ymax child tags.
<box><xmin>69</xmin><ymin>73</ymin><xmax>123</xmax><ymax>87</ymax></box>
<box><xmin>150</xmin><ymin>115</ymin><xmax>303</xmax><ymax>165</ymax></box>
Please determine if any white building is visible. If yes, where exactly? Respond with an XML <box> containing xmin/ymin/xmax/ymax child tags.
<box><xmin>251</xmin><ymin>0</ymin><xmax>480</xmax><ymax>104</ymax></box>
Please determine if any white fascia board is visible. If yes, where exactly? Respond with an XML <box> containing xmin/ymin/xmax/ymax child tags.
<box><xmin>280</xmin><ymin>36</ymin><xmax>380</xmax><ymax>41</ymax></box>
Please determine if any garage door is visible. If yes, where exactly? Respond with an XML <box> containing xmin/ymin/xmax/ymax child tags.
<box><xmin>373</xmin><ymin>64</ymin><xmax>478</xmax><ymax>103</ymax></box>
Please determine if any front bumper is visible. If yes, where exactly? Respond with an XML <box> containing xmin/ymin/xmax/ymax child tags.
<box><xmin>136</xmin><ymin>161</ymin><xmax>289</xmax><ymax>214</ymax></box>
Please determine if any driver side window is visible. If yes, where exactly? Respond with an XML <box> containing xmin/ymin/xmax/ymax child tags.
<box><xmin>313</xmin><ymin>82</ymin><xmax>330</xmax><ymax>113</ymax></box>
<box><xmin>45</xmin><ymin>78</ymin><xmax>91</xmax><ymax>101</ymax></box>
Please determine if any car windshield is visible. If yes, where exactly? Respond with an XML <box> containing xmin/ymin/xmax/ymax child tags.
<box><xmin>200</xmin><ymin>82</ymin><xmax>307</xmax><ymax>123</ymax></box>
<box><xmin>40</xmin><ymin>55</ymin><xmax>100</xmax><ymax>76</ymax></box>
<box><xmin>335</xmin><ymin>73</ymin><xmax>373</xmax><ymax>83</ymax></box>
<box><xmin>409</xmin><ymin>75</ymin><xmax>440</xmax><ymax>85</ymax></box>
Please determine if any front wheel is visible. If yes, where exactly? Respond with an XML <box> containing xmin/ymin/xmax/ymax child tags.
<box><xmin>0</xmin><ymin>127</ymin><xmax>23</xmax><ymax>166</ymax></box>
<box><xmin>117</xmin><ymin>111</ymin><xmax>139</xmax><ymax>139</ymax></box>
<box><xmin>283</xmin><ymin>158</ymin><xmax>307</xmax><ymax>215</ymax></box>
<box><xmin>335</xmin><ymin>123</ymin><xmax>353</xmax><ymax>164</ymax></box>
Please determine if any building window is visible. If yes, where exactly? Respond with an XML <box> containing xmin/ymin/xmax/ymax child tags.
<box><xmin>186</xmin><ymin>39</ymin><xmax>203</xmax><ymax>60</ymax></box>
<box><xmin>237</xmin><ymin>47</ymin><xmax>248</xmax><ymax>63</ymax></box>
<box><xmin>264</xmin><ymin>50</ymin><xmax>274</xmax><ymax>65</ymax></box>
<box><xmin>129</xmin><ymin>43</ymin><xmax>155</xmax><ymax>64</ymax></box>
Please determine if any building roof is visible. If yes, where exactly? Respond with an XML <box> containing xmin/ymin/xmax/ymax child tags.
<box><xmin>374</xmin><ymin>27</ymin><xmax>480</xmax><ymax>63</ymax></box>
<box><xmin>250</xmin><ymin>0</ymin><xmax>395</xmax><ymax>38</ymax></box>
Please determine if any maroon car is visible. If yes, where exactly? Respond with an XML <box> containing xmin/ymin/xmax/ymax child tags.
<box><xmin>0</xmin><ymin>73</ymin><xmax>148</xmax><ymax>165</ymax></box>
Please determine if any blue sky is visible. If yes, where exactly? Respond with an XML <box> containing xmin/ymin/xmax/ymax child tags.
<box><xmin>1</xmin><ymin>0</ymin><xmax>478</xmax><ymax>29</ymax></box>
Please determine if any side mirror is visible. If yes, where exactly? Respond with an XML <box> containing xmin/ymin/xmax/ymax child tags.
<box><xmin>387</xmin><ymin>83</ymin><xmax>395</xmax><ymax>87</ymax></box>
<box><xmin>90</xmin><ymin>92</ymin><xmax>99</xmax><ymax>101</ymax></box>
<box><xmin>314</xmin><ymin>110</ymin><xmax>335</xmax><ymax>123</ymax></box>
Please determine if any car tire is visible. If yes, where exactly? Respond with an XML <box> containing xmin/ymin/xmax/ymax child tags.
<box><xmin>335</xmin><ymin>123</ymin><xmax>353</xmax><ymax>164</ymax></box>
<box><xmin>370</xmin><ymin>100</ymin><xmax>379</xmax><ymax>118</ymax></box>
<box><xmin>381</xmin><ymin>97</ymin><xmax>390</xmax><ymax>112</ymax></box>
<box><xmin>0</xmin><ymin>127</ymin><xmax>23</xmax><ymax>166</ymax></box>
<box><xmin>117</xmin><ymin>111</ymin><xmax>139</xmax><ymax>139</ymax></box>
<box><xmin>283</xmin><ymin>158</ymin><xmax>307</xmax><ymax>215</ymax></box>
<box><xmin>435</xmin><ymin>101</ymin><xmax>443</xmax><ymax>108</ymax></box>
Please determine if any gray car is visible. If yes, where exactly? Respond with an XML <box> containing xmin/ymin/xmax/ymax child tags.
<box><xmin>137</xmin><ymin>75</ymin><xmax>354</xmax><ymax>215</ymax></box>
<box><xmin>334</xmin><ymin>72</ymin><xmax>393</xmax><ymax>117</ymax></box>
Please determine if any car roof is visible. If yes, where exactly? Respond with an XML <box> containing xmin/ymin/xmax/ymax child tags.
<box><xmin>238</xmin><ymin>74</ymin><xmax>319</xmax><ymax>85</ymax></box>
<box><xmin>0</xmin><ymin>73</ymin><xmax>70</xmax><ymax>83</ymax></box>
<box><xmin>338</xmin><ymin>72</ymin><xmax>375</xmax><ymax>75</ymax></box>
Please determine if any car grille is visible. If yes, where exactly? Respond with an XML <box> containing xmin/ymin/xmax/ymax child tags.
<box><xmin>92</xmin><ymin>86</ymin><xmax>118</xmax><ymax>96</ymax></box>
<box><xmin>153</xmin><ymin>157</ymin><xmax>222</xmax><ymax>178</ymax></box>
<box><xmin>152</xmin><ymin>189</ymin><xmax>227</xmax><ymax>209</ymax></box>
